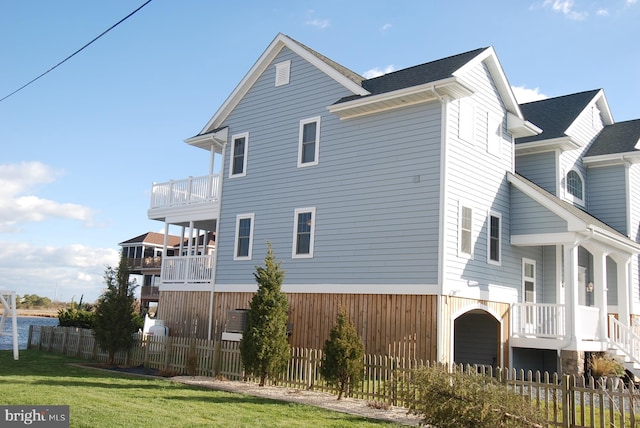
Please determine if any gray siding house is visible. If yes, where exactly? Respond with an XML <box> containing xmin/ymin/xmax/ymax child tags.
<box><xmin>146</xmin><ymin>34</ymin><xmax>640</xmax><ymax>375</ymax></box>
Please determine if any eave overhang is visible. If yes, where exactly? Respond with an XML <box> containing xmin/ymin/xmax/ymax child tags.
<box><xmin>507</xmin><ymin>113</ymin><xmax>542</xmax><ymax>138</ymax></box>
<box><xmin>327</xmin><ymin>77</ymin><xmax>472</xmax><ymax>120</ymax></box>
<box><xmin>583</xmin><ymin>151</ymin><xmax>640</xmax><ymax>167</ymax></box>
<box><xmin>184</xmin><ymin>127</ymin><xmax>229</xmax><ymax>151</ymax></box>
<box><xmin>515</xmin><ymin>136</ymin><xmax>581</xmax><ymax>155</ymax></box>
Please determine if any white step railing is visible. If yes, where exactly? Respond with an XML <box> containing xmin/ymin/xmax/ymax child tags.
<box><xmin>511</xmin><ymin>303</ymin><xmax>565</xmax><ymax>338</ymax></box>
<box><xmin>150</xmin><ymin>175</ymin><xmax>220</xmax><ymax>209</ymax></box>
<box><xmin>161</xmin><ymin>255</ymin><xmax>214</xmax><ymax>284</ymax></box>
<box><xmin>608</xmin><ymin>315</ymin><xmax>640</xmax><ymax>366</ymax></box>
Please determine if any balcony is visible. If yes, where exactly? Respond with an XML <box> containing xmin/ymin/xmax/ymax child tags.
<box><xmin>160</xmin><ymin>255</ymin><xmax>214</xmax><ymax>284</ymax></box>
<box><xmin>148</xmin><ymin>175</ymin><xmax>220</xmax><ymax>220</ymax></box>
<box><xmin>125</xmin><ymin>257</ymin><xmax>162</xmax><ymax>271</ymax></box>
<box><xmin>140</xmin><ymin>285</ymin><xmax>160</xmax><ymax>300</ymax></box>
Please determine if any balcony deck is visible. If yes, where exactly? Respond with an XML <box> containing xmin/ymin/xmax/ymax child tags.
<box><xmin>148</xmin><ymin>175</ymin><xmax>220</xmax><ymax>221</ymax></box>
<box><xmin>160</xmin><ymin>255</ymin><xmax>214</xmax><ymax>284</ymax></box>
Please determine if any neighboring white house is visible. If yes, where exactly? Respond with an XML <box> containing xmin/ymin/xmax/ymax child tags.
<box><xmin>145</xmin><ymin>33</ymin><xmax>640</xmax><ymax>376</ymax></box>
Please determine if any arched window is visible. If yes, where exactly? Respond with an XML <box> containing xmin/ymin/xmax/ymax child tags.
<box><xmin>566</xmin><ymin>170</ymin><xmax>584</xmax><ymax>204</ymax></box>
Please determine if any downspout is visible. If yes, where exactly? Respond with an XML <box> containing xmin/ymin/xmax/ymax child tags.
<box><xmin>207</xmin><ymin>142</ymin><xmax>226</xmax><ymax>341</ymax></box>
<box><xmin>432</xmin><ymin>85</ymin><xmax>449</xmax><ymax>364</ymax></box>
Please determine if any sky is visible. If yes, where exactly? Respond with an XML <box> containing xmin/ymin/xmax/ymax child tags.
<box><xmin>1</xmin><ymin>0</ymin><xmax>639</xmax><ymax>303</ymax></box>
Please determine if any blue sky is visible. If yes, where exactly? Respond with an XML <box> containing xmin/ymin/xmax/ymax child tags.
<box><xmin>1</xmin><ymin>0</ymin><xmax>639</xmax><ymax>302</ymax></box>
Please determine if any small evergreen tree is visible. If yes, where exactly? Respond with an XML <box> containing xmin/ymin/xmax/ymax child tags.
<box><xmin>93</xmin><ymin>254</ymin><xmax>141</xmax><ymax>366</ymax></box>
<box><xmin>239</xmin><ymin>243</ymin><xmax>290</xmax><ymax>386</ymax></box>
<box><xmin>320</xmin><ymin>309</ymin><xmax>365</xmax><ymax>400</ymax></box>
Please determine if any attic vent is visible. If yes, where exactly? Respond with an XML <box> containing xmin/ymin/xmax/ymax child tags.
<box><xmin>275</xmin><ymin>60</ymin><xmax>291</xmax><ymax>87</ymax></box>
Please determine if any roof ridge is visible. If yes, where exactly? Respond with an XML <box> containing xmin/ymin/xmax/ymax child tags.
<box><xmin>519</xmin><ymin>89</ymin><xmax>601</xmax><ymax>106</ymax></box>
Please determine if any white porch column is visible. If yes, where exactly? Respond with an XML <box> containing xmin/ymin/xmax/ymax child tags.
<box><xmin>162</xmin><ymin>223</ymin><xmax>170</xmax><ymax>254</ymax></box>
<box><xmin>563</xmin><ymin>245</ymin><xmax>579</xmax><ymax>343</ymax></box>
<box><xmin>611</xmin><ymin>253</ymin><xmax>631</xmax><ymax>327</ymax></box>
<box><xmin>591</xmin><ymin>248</ymin><xmax>608</xmax><ymax>341</ymax></box>
<box><xmin>187</xmin><ymin>221</ymin><xmax>194</xmax><ymax>255</ymax></box>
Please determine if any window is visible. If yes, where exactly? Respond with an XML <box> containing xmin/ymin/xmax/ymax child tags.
<box><xmin>298</xmin><ymin>117</ymin><xmax>320</xmax><ymax>167</ymax></box>
<box><xmin>292</xmin><ymin>207</ymin><xmax>316</xmax><ymax>258</ymax></box>
<box><xmin>486</xmin><ymin>111</ymin><xmax>502</xmax><ymax>157</ymax></box>
<box><xmin>522</xmin><ymin>259</ymin><xmax>536</xmax><ymax>303</ymax></box>
<box><xmin>234</xmin><ymin>214</ymin><xmax>254</xmax><ymax>260</ymax></box>
<box><xmin>566</xmin><ymin>169</ymin><xmax>584</xmax><ymax>205</ymax></box>
<box><xmin>229</xmin><ymin>133</ymin><xmax>248</xmax><ymax>178</ymax></box>
<box><xmin>458</xmin><ymin>99</ymin><xmax>475</xmax><ymax>143</ymax></box>
<box><xmin>459</xmin><ymin>205</ymin><xmax>473</xmax><ymax>256</ymax></box>
<box><xmin>488</xmin><ymin>212</ymin><xmax>501</xmax><ymax>265</ymax></box>
<box><xmin>275</xmin><ymin>60</ymin><xmax>290</xmax><ymax>87</ymax></box>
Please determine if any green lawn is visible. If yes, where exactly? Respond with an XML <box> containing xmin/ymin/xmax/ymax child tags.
<box><xmin>0</xmin><ymin>350</ymin><xmax>402</xmax><ymax>427</ymax></box>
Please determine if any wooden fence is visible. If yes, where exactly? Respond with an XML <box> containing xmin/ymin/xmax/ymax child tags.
<box><xmin>29</xmin><ymin>326</ymin><xmax>639</xmax><ymax>427</ymax></box>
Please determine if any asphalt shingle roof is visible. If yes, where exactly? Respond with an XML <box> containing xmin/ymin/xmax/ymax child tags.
<box><xmin>335</xmin><ymin>47</ymin><xmax>487</xmax><ymax>104</ymax></box>
<box><xmin>585</xmin><ymin>119</ymin><xmax>640</xmax><ymax>157</ymax></box>
<box><xmin>516</xmin><ymin>90</ymin><xmax>600</xmax><ymax>144</ymax></box>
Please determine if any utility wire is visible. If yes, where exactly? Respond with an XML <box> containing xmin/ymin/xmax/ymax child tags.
<box><xmin>0</xmin><ymin>0</ymin><xmax>153</xmax><ymax>103</ymax></box>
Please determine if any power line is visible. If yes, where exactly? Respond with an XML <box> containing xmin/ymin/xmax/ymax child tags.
<box><xmin>0</xmin><ymin>0</ymin><xmax>153</xmax><ymax>103</ymax></box>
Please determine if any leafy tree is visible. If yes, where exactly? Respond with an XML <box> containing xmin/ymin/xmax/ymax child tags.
<box><xmin>93</xmin><ymin>255</ymin><xmax>142</xmax><ymax>366</ymax></box>
<box><xmin>239</xmin><ymin>243</ymin><xmax>290</xmax><ymax>386</ymax></box>
<box><xmin>320</xmin><ymin>309</ymin><xmax>365</xmax><ymax>400</ymax></box>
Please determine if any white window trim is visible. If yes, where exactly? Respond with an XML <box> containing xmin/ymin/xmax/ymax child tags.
<box><xmin>229</xmin><ymin>132</ymin><xmax>249</xmax><ymax>178</ymax></box>
<box><xmin>292</xmin><ymin>207</ymin><xmax>316</xmax><ymax>258</ymax></box>
<box><xmin>522</xmin><ymin>258</ymin><xmax>536</xmax><ymax>303</ymax></box>
<box><xmin>458</xmin><ymin>202</ymin><xmax>474</xmax><ymax>258</ymax></box>
<box><xmin>233</xmin><ymin>213</ymin><xmax>254</xmax><ymax>260</ymax></box>
<box><xmin>486</xmin><ymin>111</ymin><xmax>502</xmax><ymax>157</ymax></box>
<box><xmin>565</xmin><ymin>169</ymin><xmax>585</xmax><ymax>206</ymax></box>
<box><xmin>487</xmin><ymin>211</ymin><xmax>502</xmax><ymax>266</ymax></box>
<box><xmin>297</xmin><ymin>116</ymin><xmax>321</xmax><ymax>168</ymax></box>
<box><xmin>275</xmin><ymin>60</ymin><xmax>291</xmax><ymax>87</ymax></box>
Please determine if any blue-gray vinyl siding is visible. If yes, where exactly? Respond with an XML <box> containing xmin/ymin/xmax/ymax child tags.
<box><xmin>215</xmin><ymin>47</ymin><xmax>442</xmax><ymax>287</ymax></box>
<box><xmin>515</xmin><ymin>152</ymin><xmax>557</xmax><ymax>195</ymax></box>
<box><xmin>631</xmin><ymin>164</ymin><xmax>640</xmax><ymax>302</ymax></box>
<box><xmin>510</xmin><ymin>188</ymin><xmax>568</xmax><ymax>234</ymax></box>
<box><xmin>587</xmin><ymin>165</ymin><xmax>627</xmax><ymax>235</ymax></box>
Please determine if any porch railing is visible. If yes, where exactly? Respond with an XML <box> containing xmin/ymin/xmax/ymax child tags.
<box><xmin>609</xmin><ymin>315</ymin><xmax>640</xmax><ymax>366</ymax></box>
<box><xmin>150</xmin><ymin>174</ymin><xmax>220</xmax><ymax>210</ymax></box>
<box><xmin>511</xmin><ymin>303</ymin><xmax>565</xmax><ymax>338</ymax></box>
<box><xmin>161</xmin><ymin>255</ymin><xmax>214</xmax><ymax>284</ymax></box>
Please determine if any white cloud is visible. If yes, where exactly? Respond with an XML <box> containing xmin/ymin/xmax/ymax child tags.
<box><xmin>363</xmin><ymin>65</ymin><xmax>396</xmax><ymax>79</ymax></box>
<box><xmin>381</xmin><ymin>23</ymin><xmax>392</xmax><ymax>31</ymax></box>
<box><xmin>0</xmin><ymin>162</ymin><xmax>94</xmax><ymax>232</ymax></box>
<box><xmin>512</xmin><ymin>86</ymin><xmax>549</xmax><ymax>103</ymax></box>
<box><xmin>596</xmin><ymin>8</ymin><xmax>609</xmax><ymax>16</ymax></box>
<box><xmin>540</xmin><ymin>0</ymin><xmax>588</xmax><ymax>20</ymax></box>
<box><xmin>304</xmin><ymin>10</ymin><xmax>330</xmax><ymax>29</ymax></box>
<box><xmin>627</xmin><ymin>0</ymin><xmax>637</xmax><ymax>5</ymax></box>
<box><xmin>0</xmin><ymin>242</ymin><xmax>119</xmax><ymax>302</ymax></box>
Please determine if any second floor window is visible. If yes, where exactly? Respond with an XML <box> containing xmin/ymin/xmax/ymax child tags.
<box><xmin>566</xmin><ymin>169</ymin><xmax>584</xmax><ymax>205</ymax></box>
<box><xmin>488</xmin><ymin>212</ymin><xmax>501</xmax><ymax>265</ymax></box>
<box><xmin>298</xmin><ymin>117</ymin><xmax>320</xmax><ymax>167</ymax></box>
<box><xmin>459</xmin><ymin>205</ymin><xmax>473</xmax><ymax>256</ymax></box>
<box><xmin>234</xmin><ymin>213</ymin><xmax>254</xmax><ymax>260</ymax></box>
<box><xmin>230</xmin><ymin>133</ymin><xmax>248</xmax><ymax>177</ymax></box>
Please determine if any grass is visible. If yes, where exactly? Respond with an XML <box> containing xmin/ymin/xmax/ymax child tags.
<box><xmin>0</xmin><ymin>350</ymin><xmax>403</xmax><ymax>427</ymax></box>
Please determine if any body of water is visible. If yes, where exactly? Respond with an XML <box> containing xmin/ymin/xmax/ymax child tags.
<box><xmin>0</xmin><ymin>316</ymin><xmax>59</xmax><ymax>350</ymax></box>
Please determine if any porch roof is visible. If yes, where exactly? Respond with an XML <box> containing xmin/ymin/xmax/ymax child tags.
<box><xmin>508</xmin><ymin>172</ymin><xmax>640</xmax><ymax>255</ymax></box>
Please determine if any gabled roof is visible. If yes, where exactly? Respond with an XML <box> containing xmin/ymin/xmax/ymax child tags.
<box><xmin>119</xmin><ymin>232</ymin><xmax>183</xmax><ymax>247</ymax></box>
<box><xmin>585</xmin><ymin>119</ymin><xmax>640</xmax><ymax>157</ymax></box>
<box><xmin>193</xmin><ymin>33</ymin><xmax>367</xmax><ymax>138</ymax></box>
<box><xmin>516</xmin><ymin>89</ymin><xmax>613</xmax><ymax>146</ymax></box>
<box><xmin>508</xmin><ymin>173</ymin><xmax>640</xmax><ymax>255</ymax></box>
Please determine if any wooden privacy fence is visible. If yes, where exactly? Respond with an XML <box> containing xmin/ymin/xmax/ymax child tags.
<box><xmin>29</xmin><ymin>326</ymin><xmax>639</xmax><ymax>427</ymax></box>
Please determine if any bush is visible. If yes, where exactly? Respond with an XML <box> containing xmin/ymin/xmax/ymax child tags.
<box><xmin>320</xmin><ymin>310</ymin><xmax>365</xmax><ymax>400</ymax></box>
<box><xmin>402</xmin><ymin>364</ymin><xmax>546</xmax><ymax>428</ymax></box>
<box><xmin>58</xmin><ymin>308</ymin><xmax>94</xmax><ymax>329</ymax></box>
<box><xmin>588</xmin><ymin>353</ymin><xmax>625</xmax><ymax>378</ymax></box>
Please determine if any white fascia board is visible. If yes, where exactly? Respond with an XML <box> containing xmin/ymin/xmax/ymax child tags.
<box><xmin>453</xmin><ymin>46</ymin><xmax>522</xmax><ymax>118</ymax></box>
<box><xmin>184</xmin><ymin>127</ymin><xmax>228</xmax><ymax>150</ymax></box>
<box><xmin>507</xmin><ymin>173</ymin><xmax>586</xmax><ymax>231</ymax></box>
<box><xmin>565</xmin><ymin>90</ymin><xmax>613</xmax><ymax>136</ymax></box>
<box><xmin>591</xmin><ymin>228</ymin><xmax>640</xmax><ymax>255</ymax></box>
<box><xmin>200</xmin><ymin>33</ymin><xmax>368</xmax><ymax>134</ymax></box>
<box><xmin>583</xmin><ymin>151</ymin><xmax>640</xmax><ymax>167</ymax></box>
<box><xmin>511</xmin><ymin>232</ymin><xmax>580</xmax><ymax>246</ymax></box>
<box><xmin>514</xmin><ymin>136</ymin><xmax>580</xmax><ymax>154</ymax></box>
<box><xmin>507</xmin><ymin>112</ymin><xmax>542</xmax><ymax>138</ymax></box>
<box><xmin>327</xmin><ymin>77</ymin><xmax>471</xmax><ymax>119</ymax></box>
<box><xmin>214</xmin><ymin>283</ymin><xmax>440</xmax><ymax>295</ymax></box>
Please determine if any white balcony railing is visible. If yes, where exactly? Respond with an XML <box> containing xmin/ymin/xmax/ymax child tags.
<box><xmin>150</xmin><ymin>175</ymin><xmax>220</xmax><ymax>210</ymax></box>
<box><xmin>161</xmin><ymin>255</ymin><xmax>214</xmax><ymax>284</ymax></box>
<box><xmin>511</xmin><ymin>303</ymin><xmax>566</xmax><ymax>338</ymax></box>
